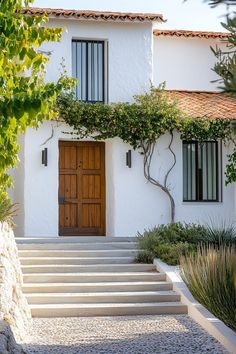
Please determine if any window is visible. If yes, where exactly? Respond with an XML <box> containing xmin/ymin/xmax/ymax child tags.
<box><xmin>72</xmin><ymin>40</ymin><xmax>105</xmax><ymax>102</ymax></box>
<box><xmin>183</xmin><ymin>141</ymin><xmax>220</xmax><ymax>202</ymax></box>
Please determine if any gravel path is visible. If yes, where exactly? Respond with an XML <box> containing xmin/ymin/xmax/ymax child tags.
<box><xmin>22</xmin><ymin>315</ymin><xmax>227</xmax><ymax>354</ymax></box>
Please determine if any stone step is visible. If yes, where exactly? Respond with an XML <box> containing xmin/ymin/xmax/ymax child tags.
<box><xmin>23</xmin><ymin>281</ymin><xmax>173</xmax><ymax>293</ymax></box>
<box><xmin>20</xmin><ymin>256</ymin><xmax>135</xmax><ymax>265</ymax></box>
<box><xmin>21</xmin><ymin>264</ymin><xmax>154</xmax><ymax>274</ymax></box>
<box><xmin>26</xmin><ymin>291</ymin><xmax>180</xmax><ymax>304</ymax></box>
<box><xmin>30</xmin><ymin>302</ymin><xmax>188</xmax><ymax>317</ymax></box>
<box><xmin>17</xmin><ymin>242</ymin><xmax>137</xmax><ymax>251</ymax></box>
<box><xmin>18</xmin><ymin>249</ymin><xmax>138</xmax><ymax>258</ymax></box>
<box><xmin>23</xmin><ymin>272</ymin><xmax>166</xmax><ymax>283</ymax></box>
<box><xmin>16</xmin><ymin>237</ymin><xmax>136</xmax><ymax>244</ymax></box>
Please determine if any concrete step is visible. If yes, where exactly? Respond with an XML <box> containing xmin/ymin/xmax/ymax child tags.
<box><xmin>18</xmin><ymin>249</ymin><xmax>138</xmax><ymax>258</ymax></box>
<box><xmin>21</xmin><ymin>264</ymin><xmax>154</xmax><ymax>274</ymax></box>
<box><xmin>23</xmin><ymin>281</ymin><xmax>173</xmax><ymax>293</ymax></box>
<box><xmin>17</xmin><ymin>242</ymin><xmax>137</xmax><ymax>251</ymax></box>
<box><xmin>20</xmin><ymin>256</ymin><xmax>135</xmax><ymax>265</ymax></box>
<box><xmin>26</xmin><ymin>291</ymin><xmax>180</xmax><ymax>304</ymax></box>
<box><xmin>30</xmin><ymin>302</ymin><xmax>188</xmax><ymax>317</ymax></box>
<box><xmin>16</xmin><ymin>237</ymin><xmax>136</xmax><ymax>244</ymax></box>
<box><xmin>23</xmin><ymin>272</ymin><xmax>166</xmax><ymax>283</ymax></box>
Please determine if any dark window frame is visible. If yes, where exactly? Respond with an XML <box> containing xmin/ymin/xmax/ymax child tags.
<box><xmin>183</xmin><ymin>140</ymin><xmax>220</xmax><ymax>202</ymax></box>
<box><xmin>72</xmin><ymin>39</ymin><xmax>105</xmax><ymax>103</ymax></box>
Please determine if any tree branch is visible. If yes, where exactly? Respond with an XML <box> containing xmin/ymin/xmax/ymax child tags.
<box><xmin>141</xmin><ymin>133</ymin><xmax>176</xmax><ymax>223</ymax></box>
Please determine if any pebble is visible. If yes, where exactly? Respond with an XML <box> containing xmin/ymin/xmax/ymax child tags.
<box><xmin>21</xmin><ymin>315</ymin><xmax>228</xmax><ymax>354</ymax></box>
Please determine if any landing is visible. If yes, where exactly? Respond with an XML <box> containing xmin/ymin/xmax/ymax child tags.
<box><xmin>22</xmin><ymin>315</ymin><xmax>226</xmax><ymax>354</ymax></box>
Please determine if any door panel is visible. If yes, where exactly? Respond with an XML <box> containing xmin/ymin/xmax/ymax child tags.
<box><xmin>59</xmin><ymin>141</ymin><xmax>105</xmax><ymax>236</ymax></box>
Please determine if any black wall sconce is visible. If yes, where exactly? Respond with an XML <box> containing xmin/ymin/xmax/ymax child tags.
<box><xmin>126</xmin><ymin>150</ymin><xmax>132</xmax><ymax>168</ymax></box>
<box><xmin>42</xmin><ymin>148</ymin><xmax>48</xmax><ymax>167</ymax></box>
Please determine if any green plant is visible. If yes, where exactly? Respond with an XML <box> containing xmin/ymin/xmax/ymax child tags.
<box><xmin>154</xmin><ymin>242</ymin><xmax>196</xmax><ymax>266</ymax></box>
<box><xmin>200</xmin><ymin>0</ymin><xmax>236</xmax><ymax>183</ymax></box>
<box><xmin>135</xmin><ymin>250</ymin><xmax>154</xmax><ymax>264</ymax></box>
<box><xmin>136</xmin><ymin>223</ymin><xmax>205</xmax><ymax>265</ymax></box>
<box><xmin>203</xmin><ymin>220</ymin><xmax>236</xmax><ymax>245</ymax></box>
<box><xmin>180</xmin><ymin>245</ymin><xmax>236</xmax><ymax>331</ymax></box>
<box><xmin>0</xmin><ymin>192</ymin><xmax>18</xmax><ymax>226</ymax></box>
<box><xmin>0</xmin><ymin>0</ymin><xmax>72</xmax><ymax>196</ymax></box>
<box><xmin>136</xmin><ymin>222</ymin><xmax>236</xmax><ymax>265</ymax></box>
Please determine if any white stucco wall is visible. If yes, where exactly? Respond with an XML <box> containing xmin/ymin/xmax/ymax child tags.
<box><xmin>18</xmin><ymin>121</ymin><xmax>234</xmax><ymax>237</ymax></box>
<box><xmin>22</xmin><ymin>122</ymin><xmax>115</xmax><ymax>237</ymax></box>
<box><xmin>12</xmin><ymin>19</ymin><xmax>236</xmax><ymax>237</ymax></box>
<box><xmin>41</xmin><ymin>19</ymin><xmax>153</xmax><ymax>102</ymax></box>
<box><xmin>153</xmin><ymin>36</ymin><xmax>226</xmax><ymax>91</ymax></box>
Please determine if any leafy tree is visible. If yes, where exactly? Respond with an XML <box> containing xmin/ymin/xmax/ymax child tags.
<box><xmin>188</xmin><ymin>0</ymin><xmax>236</xmax><ymax>182</ymax></box>
<box><xmin>0</xmin><ymin>0</ymin><xmax>71</xmax><ymax>205</ymax></box>
<box><xmin>203</xmin><ymin>0</ymin><xmax>236</xmax><ymax>94</ymax></box>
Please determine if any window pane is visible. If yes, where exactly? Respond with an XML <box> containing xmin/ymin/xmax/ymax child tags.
<box><xmin>98</xmin><ymin>43</ymin><xmax>104</xmax><ymax>102</ymax></box>
<box><xmin>72</xmin><ymin>42</ymin><xmax>77</xmax><ymax>97</ymax></box>
<box><xmin>87</xmin><ymin>42</ymin><xmax>92</xmax><ymax>101</ymax></box>
<box><xmin>72</xmin><ymin>40</ymin><xmax>104</xmax><ymax>102</ymax></box>
<box><xmin>201</xmin><ymin>142</ymin><xmax>217</xmax><ymax>201</ymax></box>
<box><xmin>76</xmin><ymin>42</ymin><xmax>82</xmax><ymax>100</ymax></box>
<box><xmin>212</xmin><ymin>143</ymin><xmax>217</xmax><ymax>200</ymax></box>
<box><xmin>183</xmin><ymin>142</ymin><xmax>196</xmax><ymax>201</ymax></box>
<box><xmin>81</xmin><ymin>42</ymin><xmax>86</xmax><ymax>101</ymax></box>
<box><xmin>183</xmin><ymin>141</ymin><xmax>218</xmax><ymax>202</ymax></box>
<box><xmin>183</xmin><ymin>144</ymin><xmax>188</xmax><ymax>200</ymax></box>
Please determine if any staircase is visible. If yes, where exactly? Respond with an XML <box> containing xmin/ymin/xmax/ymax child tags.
<box><xmin>16</xmin><ymin>237</ymin><xmax>187</xmax><ymax>317</ymax></box>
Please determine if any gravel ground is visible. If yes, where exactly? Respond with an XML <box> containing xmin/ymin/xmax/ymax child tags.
<box><xmin>22</xmin><ymin>315</ymin><xmax>228</xmax><ymax>354</ymax></box>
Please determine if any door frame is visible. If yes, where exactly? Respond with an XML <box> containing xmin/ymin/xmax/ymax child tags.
<box><xmin>58</xmin><ymin>140</ymin><xmax>106</xmax><ymax>236</ymax></box>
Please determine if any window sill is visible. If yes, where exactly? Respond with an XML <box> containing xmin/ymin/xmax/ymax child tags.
<box><xmin>182</xmin><ymin>201</ymin><xmax>222</xmax><ymax>205</ymax></box>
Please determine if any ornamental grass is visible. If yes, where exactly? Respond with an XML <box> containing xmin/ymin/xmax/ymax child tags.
<box><xmin>0</xmin><ymin>192</ymin><xmax>17</xmax><ymax>226</ymax></box>
<box><xmin>180</xmin><ymin>245</ymin><xmax>236</xmax><ymax>331</ymax></box>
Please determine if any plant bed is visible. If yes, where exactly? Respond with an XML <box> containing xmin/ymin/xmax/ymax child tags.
<box><xmin>135</xmin><ymin>222</ymin><xmax>236</xmax><ymax>265</ymax></box>
<box><xmin>180</xmin><ymin>245</ymin><xmax>236</xmax><ymax>332</ymax></box>
<box><xmin>154</xmin><ymin>257</ymin><xmax>236</xmax><ymax>354</ymax></box>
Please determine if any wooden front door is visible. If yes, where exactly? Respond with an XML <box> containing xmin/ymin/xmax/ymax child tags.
<box><xmin>59</xmin><ymin>141</ymin><xmax>105</xmax><ymax>236</ymax></box>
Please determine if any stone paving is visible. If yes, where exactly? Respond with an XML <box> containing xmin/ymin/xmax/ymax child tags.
<box><xmin>22</xmin><ymin>315</ymin><xmax>228</xmax><ymax>354</ymax></box>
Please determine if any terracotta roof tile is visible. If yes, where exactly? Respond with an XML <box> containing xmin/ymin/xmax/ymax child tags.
<box><xmin>22</xmin><ymin>7</ymin><xmax>164</xmax><ymax>23</ymax></box>
<box><xmin>154</xmin><ymin>29</ymin><xmax>229</xmax><ymax>39</ymax></box>
<box><xmin>164</xmin><ymin>90</ymin><xmax>236</xmax><ymax>120</ymax></box>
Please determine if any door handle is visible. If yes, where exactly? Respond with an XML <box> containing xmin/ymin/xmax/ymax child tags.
<box><xmin>58</xmin><ymin>196</ymin><xmax>66</xmax><ymax>204</ymax></box>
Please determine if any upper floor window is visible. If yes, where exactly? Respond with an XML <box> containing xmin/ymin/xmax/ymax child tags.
<box><xmin>72</xmin><ymin>40</ymin><xmax>105</xmax><ymax>102</ymax></box>
<box><xmin>183</xmin><ymin>141</ymin><xmax>220</xmax><ymax>202</ymax></box>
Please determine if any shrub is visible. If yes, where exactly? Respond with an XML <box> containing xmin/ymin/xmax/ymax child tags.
<box><xmin>154</xmin><ymin>242</ymin><xmax>196</xmax><ymax>266</ymax></box>
<box><xmin>0</xmin><ymin>192</ymin><xmax>17</xmax><ymax>227</ymax></box>
<box><xmin>180</xmin><ymin>246</ymin><xmax>236</xmax><ymax>331</ymax></box>
<box><xmin>135</xmin><ymin>250</ymin><xmax>154</xmax><ymax>264</ymax></box>
<box><xmin>137</xmin><ymin>223</ymin><xmax>205</xmax><ymax>265</ymax></box>
<box><xmin>137</xmin><ymin>222</ymin><xmax>236</xmax><ymax>265</ymax></box>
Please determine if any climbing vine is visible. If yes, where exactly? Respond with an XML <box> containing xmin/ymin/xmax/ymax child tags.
<box><xmin>58</xmin><ymin>87</ymin><xmax>234</xmax><ymax>223</ymax></box>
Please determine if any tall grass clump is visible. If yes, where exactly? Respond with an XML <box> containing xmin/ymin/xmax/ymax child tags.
<box><xmin>180</xmin><ymin>245</ymin><xmax>236</xmax><ymax>331</ymax></box>
<box><xmin>203</xmin><ymin>220</ymin><xmax>236</xmax><ymax>246</ymax></box>
<box><xmin>0</xmin><ymin>192</ymin><xmax>17</xmax><ymax>226</ymax></box>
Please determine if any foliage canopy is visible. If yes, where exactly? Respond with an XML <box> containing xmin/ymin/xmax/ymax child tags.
<box><xmin>58</xmin><ymin>89</ymin><xmax>233</xmax><ymax>147</ymax></box>
<box><xmin>0</xmin><ymin>0</ymin><xmax>70</xmax><ymax>199</ymax></box>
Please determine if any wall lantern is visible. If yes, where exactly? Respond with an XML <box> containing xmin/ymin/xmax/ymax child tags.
<box><xmin>126</xmin><ymin>150</ymin><xmax>132</xmax><ymax>168</ymax></box>
<box><xmin>42</xmin><ymin>148</ymin><xmax>48</xmax><ymax>167</ymax></box>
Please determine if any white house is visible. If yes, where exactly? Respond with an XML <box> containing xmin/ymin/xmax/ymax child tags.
<box><xmin>12</xmin><ymin>7</ymin><xmax>236</xmax><ymax>238</ymax></box>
